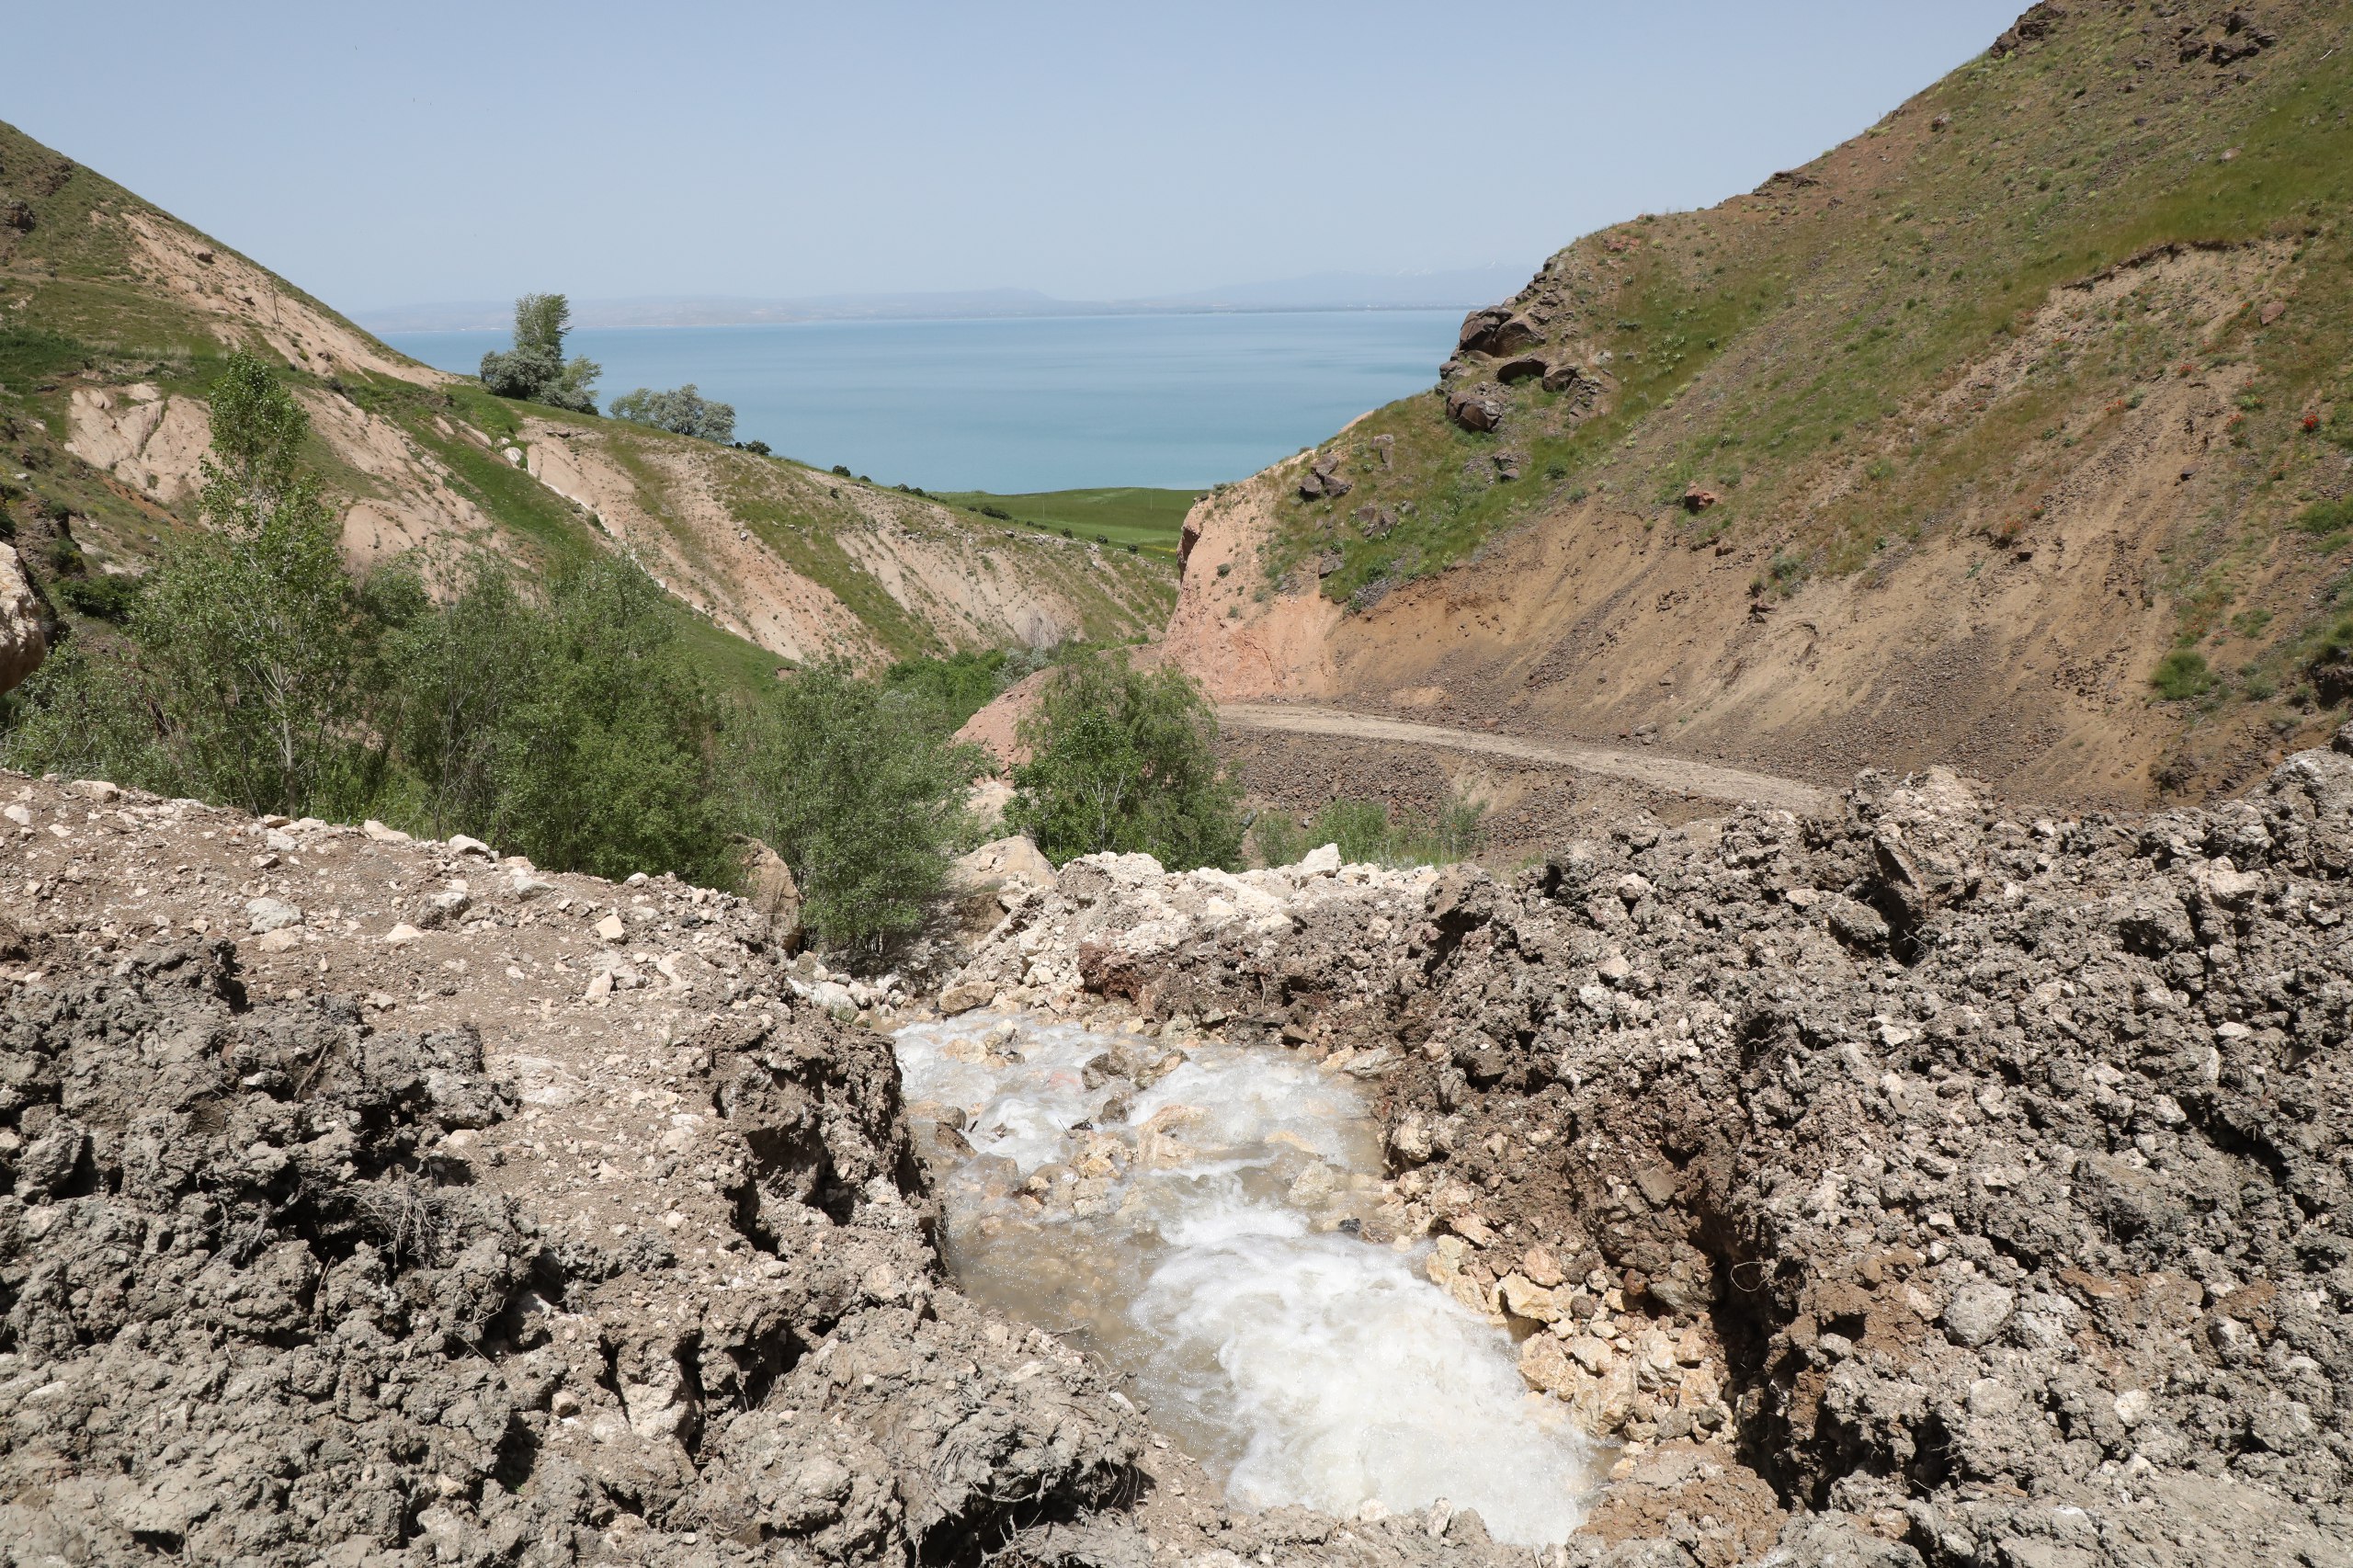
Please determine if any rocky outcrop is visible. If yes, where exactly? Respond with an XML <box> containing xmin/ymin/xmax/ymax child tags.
<box><xmin>63</xmin><ymin>383</ymin><xmax>212</xmax><ymax>506</ymax></box>
<box><xmin>1458</xmin><ymin>308</ymin><xmax>1542</xmax><ymax>358</ymax></box>
<box><xmin>1299</xmin><ymin>450</ymin><xmax>1355</xmax><ymax>501</ymax></box>
<box><xmin>1445</xmin><ymin>383</ymin><xmax>1507</xmax><ymax>433</ymax></box>
<box><xmin>0</xmin><ymin>543</ymin><xmax>46</xmax><ymax>694</ymax></box>
<box><xmin>941</xmin><ymin>740</ymin><xmax>2353</xmax><ymax>1564</ymax></box>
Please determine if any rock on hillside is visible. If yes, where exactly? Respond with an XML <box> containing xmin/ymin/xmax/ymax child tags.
<box><xmin>1173</xmin><ymin>0</ymin><xmax>2353</xmax><ymax>807</ymax></box>
<box><xmin>0</xmin><ymin>543</ymin><xmax>45</xmax><ymax>694</ymax></box>
<box><xmin>940</xmin><ymin>737</ymin><xmax>2353</xmax><ymax>1565</ymax></box>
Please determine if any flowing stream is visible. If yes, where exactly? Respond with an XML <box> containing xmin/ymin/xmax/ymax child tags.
<box><xmin>892</xmin><ymin>1014</ymin><xmax>1595</xmax><ymax>1545</ymax></box>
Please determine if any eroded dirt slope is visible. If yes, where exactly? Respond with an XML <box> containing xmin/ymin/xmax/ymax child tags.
<box><xmin>3</xmin><ymin>114</ymin><xmax>1175</xmax><ymax>673</ymax></box>
<box><xmin>1170</xmin><ymin>1</ymin><xmax>2353</xmax><ymax>808</ymax></box>
<box><xmin>521</xmin><ymin>419</ymin><xmax>1173</xmax><ymax>665</ymax></box>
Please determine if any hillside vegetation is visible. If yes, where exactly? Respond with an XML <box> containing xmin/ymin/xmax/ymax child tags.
<box><xmin>1173</xmin><ymin>0</ymin><xmax>2353</xmax><ymax>804</ymax></box>
<box><xmin>0</xmin><ymin>117</ymin><xmax>1172</xmax><ymax>683</ymax></box>
<box><xmin>938</xmin><ymin>486</ymin><xmax>1199</xmax><ymax>562</ymax></box>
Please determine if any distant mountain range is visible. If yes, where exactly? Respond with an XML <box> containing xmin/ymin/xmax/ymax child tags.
<box><xmin>354</xmin><ymin>267</ymin><xmax>1530</xmax><ymax>334</ymax></box>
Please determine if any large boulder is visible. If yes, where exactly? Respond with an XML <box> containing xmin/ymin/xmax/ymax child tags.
<box><xmin>1457</xmin><ymin>307</ymin><xmax>1540</xmax><ymax>357</ymax></box>
<box><xmin>1446</xmin><ymin>383</ymin><xmax>1508</xmax><ymax>433</ymax></box>
<box><xmin>0</xmin><ymin>543</ymin><xmax>47</xmax><ymax>694</ymax></box>
<box><xmin>733</xmin><ymin>835</ymin><xmax>804</xmax><ymax>950</ymax></box>
<box><xmin>951</xmin><ymin>835</ymin><xmax>1059</xmax><ymax>909</ymax></box>
<box><xmin>1298</xmin><ymin>451</ymin><xmax>1353</xmax><ymax>501</ymax></box>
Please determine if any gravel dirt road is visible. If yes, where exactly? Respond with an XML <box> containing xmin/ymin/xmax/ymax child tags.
<box><xmin>1218</xmin><ymin>705</ymin><xmax>1835</xmax><ymax>817</ymax></box>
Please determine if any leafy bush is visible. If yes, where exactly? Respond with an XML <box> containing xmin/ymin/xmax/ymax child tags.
<box><xmin>733</xmin><ymin>662</ymin><xmax>984</xmax><ymax>951</ymax></box>
<box><xmin>882</xmin><ymin>649</ymin><xmax>1011</xmax><ymax>733</ymax></box>
<box><xmin>2296</xmin><ymin>496</ymin><xmax>2353</xmax><ymax>544</ymax></box>
<box><xmin>465</xmin><ymin>558</ymin><xmax>733</xmax><ymax>884</ymax></box>
<box><xmin>478</xmin><ymin>293</ymin><xmax>600</xmax><ymax>414</ymax></box>
<box><xmin>1250</xmin><ymin>796</ymin><xmax>1485</xmax><ymax>869</ymax></box>
<box><xmin>6</xmin><ymin>352</ymin><xmax>388</xmax><ymax>817</ymax></box>
<box><xmin>1007</xmin><ymin>653</ymin><xmax>1243</xmax><ymax>870</ymax></box>
<box><xmin>2151</xmin><ymin>649</ymin><xmax>2218</xmax><ymax>701</ymax></box>
<box><xmin>2309</xmin><ymin>613</ymin><xmax>2353</xmax><ymax>703</ymax></box>
<box><xmin>3</xmin><ymin>355</ymin><xmax>732</xmax><ymax>882</ymax></box>
<box><xmin>56</xmin><ymin>573</ymin><xmax>139</xmax><ymax>622</ymax></box>
<box><xmin>609</xmin><ymin>383</ymin><xmax>736</xmax><ymax>444</ymax></box>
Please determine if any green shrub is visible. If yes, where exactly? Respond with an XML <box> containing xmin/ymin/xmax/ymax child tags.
<box><xmin>1008</xmin><ymin>652</ymin><xmax>1243</xmax><ymax>870</ymax></box>
<box><xmin>56</xmin><ymin>573</ymin><xmax>139</xmax><ymax>622</ymax></box>
<box><xmin>2309</xmin><ymin>613</ymin><xmax>2353</xmax><ymax>702</ymax></box>
<box><xmin>733</xmin><ymin>662</ymin><xmax>984</xmax><ymax>952</ymax></box>
<box><xmin>478</xmin><ymin>293</ymin><xmax>600</xmax><ymax>414</ymax></box>
<box><xmin>609</xmin><ymin>383</ymin><xmax>736</xmax><ymax>443</ymax></box>
<box><xmin>3</xmin><ymin>358</ymin><xmax>733</xmax><ymax>885</ymax></box>
<box><xmin>6</xmin><ymin>353</ymin><xmax>388</xmax><ymax>818</ymax></box>
<box><xmin>1250</xmin><ymin>796</ymin><xmax>1485</xmax><ymax>869</ymax></box>
<box><xmin>2151</xmin><ymin>649</ymin><xmax>2218</xmax><ymax>700</ymax></box>
<box><xmin>2296</xmin><ymin>496</ymin><xmax>2353</xmax><ymax>542</ymax></box>
<box><xmin>452</xmin><ymin>557</ymin><xmax>733</xmax><ymax>886</ymax></box>
<box><xmin>881</xmin><ymin>648</ymin><xmax>1011</xmax><ymax>733</ymax></box>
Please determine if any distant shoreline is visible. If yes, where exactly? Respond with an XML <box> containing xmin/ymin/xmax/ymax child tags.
<box><xmin>369</xmin><ymin>302</ymin><xmax>1481</xmax><ymax>335</ymax></box>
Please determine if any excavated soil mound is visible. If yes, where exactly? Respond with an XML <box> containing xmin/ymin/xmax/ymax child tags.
<box><xmin>0</xmin><ymin>776</ymin><xmax>1542</xmax><ymax>1568</ymax></box>
<box><xmin>940</xmin><ymin>739</ymin><xmax>2353</xmax><ymax>1567</ymax></box>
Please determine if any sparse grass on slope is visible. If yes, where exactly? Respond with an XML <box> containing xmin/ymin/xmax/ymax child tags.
<box><xmin>1272</xmin><ymin>3</ymin><xmax>2353</xmax><ymax>610</ymax></box>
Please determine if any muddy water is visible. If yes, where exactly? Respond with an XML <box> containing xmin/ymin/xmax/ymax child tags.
<box><xmin>893</xmin><ymin>1014</ymin><xmax>1593</xmax><ymax>1544</ymax></box>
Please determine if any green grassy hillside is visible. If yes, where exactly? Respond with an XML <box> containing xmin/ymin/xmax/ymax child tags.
<box><xmin>0</xmin><ymin>118</ymin><xmax>1172</xmax><ymax>689</ymax></box>
<box><xmin>1255</xmin><ymin>0</ymin><xmax>2353</xmax><ymax>790</ymax></box>
<box><xmin>938</xmin><ymin>486</ymin><xmax>1199</xmax><ymax>562</ymax></box>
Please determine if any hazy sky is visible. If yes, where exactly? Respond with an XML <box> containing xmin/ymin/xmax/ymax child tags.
<box><xmin>11</xmin><ymin>2</ymin><xmax>2024</xmax><ymax>311</ymax></box>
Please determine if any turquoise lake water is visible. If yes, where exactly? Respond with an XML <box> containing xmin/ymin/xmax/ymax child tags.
<box><xmin>384</xmin><ymin>311</ymin><xmax>1461</xmax><ymax>494</ymax></box>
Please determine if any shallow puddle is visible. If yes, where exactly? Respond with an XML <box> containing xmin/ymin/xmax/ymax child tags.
<box><xmin>893</xmin><ymin>1014</ymin><xmax>1594</xmax><ymax>1544</ymax></box>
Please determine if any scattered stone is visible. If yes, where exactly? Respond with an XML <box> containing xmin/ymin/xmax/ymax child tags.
<box><xmin>245</xmin><ymin>896</ymin><xmax>302</xmax><ymax>933</ymax></box>
<box><xmin>938</xmin><ymin>980</ymin><xmax>995</xmax><ymax>1016</ymax></box>
<box><xmin>1940</xmin><ymin>1280</ymin><xmax>2016</xmax><ymax>1347</ymax></box>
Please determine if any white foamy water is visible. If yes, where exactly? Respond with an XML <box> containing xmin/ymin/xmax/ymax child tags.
<box><xmin>893</xmin><ymin>1014</ymin><xmax>1593</xmax><ymax>1544</ymax></box>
